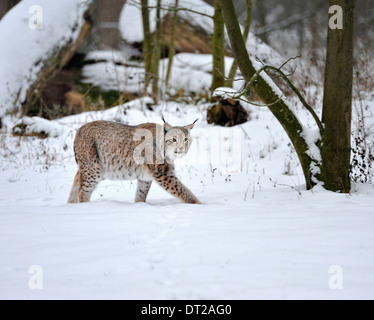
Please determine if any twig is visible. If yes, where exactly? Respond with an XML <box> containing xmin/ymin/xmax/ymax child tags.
<box><xmin>229</xmin><ymin>63</ymin><xmax>324</xmax><ymax>134</ymax></box>
<box><xmin>279</xmin><ymin>55</ymin><xmax>301</xmax><ymax>71</ymax></box>
<box><xmin>269</xmin><ymin>177</ymin><xmax>302</xmax><ymax>196</ymax></box>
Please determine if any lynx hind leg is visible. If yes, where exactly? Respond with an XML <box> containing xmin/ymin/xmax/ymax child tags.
<box><xmin>135</xmin><ymin>180</ymin><xmax>152</xmax><ymax>203</ymax></box>
<box><xmin>154</xmin><ymin>174</ymin><xmax>201</xmax><ymax>204</ymax></box>
<box><xmin>77</xmin><ymin>163</ymin><xmax>102</xmax><ymax>203</ymax></box>
<box><xmin>67</xmin><ymin>170</ymin><xmax>80</xmax><ymax>203</ymax></box>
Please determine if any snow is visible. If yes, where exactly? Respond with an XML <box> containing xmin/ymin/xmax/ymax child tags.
<box><xmin>1</xmin><ymin>0</ymin><xmax>374</xmax><ymax>301</ymax></box>
<box><xmin>82</xmin><ymin>61</ymin><xmax>146</xmax><ymax>93</ymax></box>
<box><xmin>213</xmin><ymin>87</ymin><xmax>239</xmax><ymax>99</ymax></box>
<box><xmin>301</xmin><ymin>127</ymin><xmax>322</xmax><ymax>162</ymax></box>
<box><xmin>0</xmin><ymin>0</ymin><xmax>92</xmax><ymax>118</ymax></box>
<box><xmin>1</xmin><ymin>97</ymin><xmax>374</xmax><ymax>300</ymax></box>
<box><xmin>13</xmin><ymin>116</ymin><xmax>69</xmax><ymax>138</ymax></box>
<box><xmin>119</xmin><ymin>0</ymin><xmax>148</xmax><ymax>44</ymax></box>
<box><xmin>251</xmin><ymin>58</ymin><xmax>286</xmax><ymax>101</ymax></box>
<box><xmin>85</xmin><ymin>50</ymin><xmax>129</xmax><ymax>64</ymax></box>
<box><xmin>82</xmin><ymin>52</ymin><xmax>241</xmax><ymax>96</ymax></box>
<box><xmin>2</xmin><ymin>188</ymin><xmax>374</xmax><ymax>300</ymax></box>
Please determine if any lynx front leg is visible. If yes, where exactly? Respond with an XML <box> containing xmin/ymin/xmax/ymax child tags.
<box><xmin>154</xmin><ymin>174</ymin><xmax>201</xmax><ymax>204</ymax></box>
<box><xmin>147</xmin><ymin>164</ymin><xmax>200</xmax><ymax>204</ymax></box>
<box><xmin>135</xmin><ymin>180</ymin><xmax>152</xmax><ymax>203</ymax></box>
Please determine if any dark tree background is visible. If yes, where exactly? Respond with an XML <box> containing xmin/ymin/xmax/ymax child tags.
<box><xmin>204</xmin><ymin>0</ymin><xmax>373</xmax><ymax>59</ymax></box>
<box><xmin>2</xmin><ymin>0</ymin><xmax>372</xmax><ymax>62</ymax></box>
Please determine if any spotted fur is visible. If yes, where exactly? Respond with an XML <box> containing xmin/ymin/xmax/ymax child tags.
<box><xmin>67</xmin><ymin>120</ymin><xmax>200</xmax><ymax>204</ymax></box>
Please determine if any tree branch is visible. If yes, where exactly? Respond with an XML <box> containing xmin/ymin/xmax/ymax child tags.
<box><xmin>233</xmin><ymin>64</ymin><xmax>324</xmax><ymax>134</ymax></box>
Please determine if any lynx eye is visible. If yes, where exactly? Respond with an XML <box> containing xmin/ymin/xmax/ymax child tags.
<box><xmin>184</xmin><ymin>138</ymin><xmax>188</xmax><ymax>142</ymax></box>
<box><xmin>172</xmin><ymin>138</ymin><xmax>177</xmax><ymax>143</ymax></box>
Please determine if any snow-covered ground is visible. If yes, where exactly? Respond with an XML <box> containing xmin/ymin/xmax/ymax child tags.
<box><xmin>0</xmin><ymin>0</ymin><xmax>373</xmax><ymax>301</ymax></box>
<box><xmin>1</xmin><ymin>97</ymin><xmax>374</xmax><ymax>300</ymax></box>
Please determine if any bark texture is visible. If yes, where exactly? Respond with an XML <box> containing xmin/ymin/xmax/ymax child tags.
<box><xmin>321</xmin><ymin>0</ymin><xmax>355</xmax><ymax>192</ymax></box>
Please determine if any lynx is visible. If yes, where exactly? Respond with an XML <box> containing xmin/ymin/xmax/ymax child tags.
<box><xmin>67</xmin><ymin>118</ymin><xmax>201</xmax><ymax>204</ymax></box>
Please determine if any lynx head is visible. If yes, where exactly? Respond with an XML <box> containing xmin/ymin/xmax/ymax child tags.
<box><xmin>163</xmin><ymin>117</ymin><xmax>197</xmax><ymax>161</ymax></box>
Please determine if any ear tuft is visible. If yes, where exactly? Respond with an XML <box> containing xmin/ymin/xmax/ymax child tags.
<box><xmin>185</xmin><ymin>119</ymin><xmax>198</xmax><ymax>131</ymax></box>
<box><xmin>162</xmin><ymin>116</ymin><xmax>173</xmax><ymax>132</ymax></box>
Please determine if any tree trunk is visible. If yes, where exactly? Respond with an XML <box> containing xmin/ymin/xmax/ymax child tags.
<box><xmin>225</xmin><ymin>0</ymin><xmax>252</xmax><ymax>87</ymax></box>
<box><xmin>321</xmin><ymin>0</ymin><xmax>355</xmax><ymax>192</ymax></box>
<box><xmin>141</xmin><ymin>0</ymin><xmax>153</xmax><ymax>95</ymax></box>
<box><xmin>219</xmin><ymin>0</ymin><xmax>356</xmax><ymax>194</ymax></box>
<box><xmin>151</xmin><ymin>0</ymin><xmax>162</xmax><ymax>104</ymax></box>
<box><xmin>211</xmin><ymin>0</ymin><xmax>226</xmax><ymax>97</ymax></box>
<box><xmin>7</xmin><ymin>0</ymin><xmax>20</xmax><ymax>10</ymax></box>
<box><xmin>165</xmin><ymin>0</ymin><xmax>179</xmax><ymax>93</ymax></box>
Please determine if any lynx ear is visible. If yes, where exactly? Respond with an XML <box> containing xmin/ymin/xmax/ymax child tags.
<box><xmin>184</xmin><ymin>119</ymin><xmax>198</xmax><ymax>131</ymax></box>
<box><xmin>162</xmin><ymin>116</ymin><xmax>173</xmax><ymax>132</ymax></box>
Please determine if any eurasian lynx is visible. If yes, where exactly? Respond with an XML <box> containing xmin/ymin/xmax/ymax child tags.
<box><xmin>67</xmin><ymin>119</ymin><xmax>201</xmax><ymax>204</ymax></box>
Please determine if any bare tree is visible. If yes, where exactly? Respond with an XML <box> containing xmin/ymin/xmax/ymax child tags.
<box><xmin>225</xmin><ymin>0</ymin><xmax>252</xmax><ymax>87</ymax></box>
<box><xmin>218</xmin><ymin>0</ymin><xmax>356</xmax><ymax>193</ymax></box>
<box><xmin>141</xmin><ymin>0</ymin><xmax>153</xmax><ymax>95</ymax></box>
<box><xmin>211</xmin><ymin>0</ymin><xmax>225</xmax><ymax>96</ymax></box>
<box><xmin>165</xmin><ymin>0</ymin><xmax>179</xmax><ymax>92</ymax></box>
<box><xmin>151</xmin><ymin>0</ymin><xmax>163</xmax><ymax>103</ymax></box>
<box><xmin>321</xmin><ymin>0</ymin><xmax>356</xmax><ymax>192</ymax></box>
